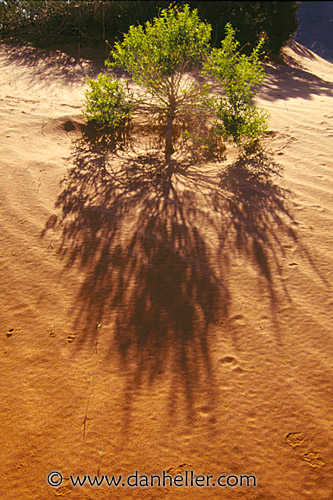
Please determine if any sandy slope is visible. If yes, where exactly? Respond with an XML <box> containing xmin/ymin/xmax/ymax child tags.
<box><xmin>0</xmin><ymin>40</ymin><xmax>332</xmax><ymax>500</ymax></box>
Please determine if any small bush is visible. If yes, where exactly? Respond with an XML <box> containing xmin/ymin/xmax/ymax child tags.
<box><xmin>204</xmin><ymin>23</ymin><xmax>269</xmax><ymax>147</ymax></box>
<box><xmin>82</xmin><ymin>74</ymin><xmax>134</xmax><ymax>130</ymax></box>
<box><xmin>214</xmin><ymin>103</ymin><xmax>268</xmax><ymax>147</ymax></box>
<box><xmin>83</xmin><ymin>5</ymin><xmax>268</xmax><ymax>157</ymax></box>
<box><xmin>108</xmin><ymin>3</ymin><xmax>212</xmax><ymax>158</ymax></box>
<box><xmin>110</xmin><ymin>3</ymin><xmax>211</xmax><ymax>79</ymax></box>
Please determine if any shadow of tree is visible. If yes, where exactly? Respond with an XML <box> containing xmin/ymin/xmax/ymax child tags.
<box><xmin>0</xmin><ymin>41</ymin><xmax>105</xmax><ymax>88</ymax></box>
<box><xmin>217</xmin><ymin>151</ymin><xmax>297</xmax><ymax>343</ymax></box>
<box><xmin>288</xmin><ymin>39</ymin><xmax>318</xmax><ymax>61</ymax></box>
<box><xmin>42</xmin><ymin>135</ymin><xmax>306</xmax><ymax>421</ymax></box>
<box><xmin>260</xmin><ymin>41</ymin><xmax>333</xmax><ymax>102</ymax></box>
<box><xmin>261</xmin><ymin>63</ymin><xmax>333</xmax><ymax>101</ymax></box>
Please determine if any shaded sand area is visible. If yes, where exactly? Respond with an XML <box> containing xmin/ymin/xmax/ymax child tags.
<box><xmin>0</xmin><ymin>40</ymin><xmax>332</xmax><ymax>499</ymax></box>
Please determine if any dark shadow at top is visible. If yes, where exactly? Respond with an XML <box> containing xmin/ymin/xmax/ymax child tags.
<box><xmin>287</xmin><ymin>40</ymin><xmax>317</xmax><ymax>61</ymax></box>
<box><xmin>0</xmin><ymin>41</ymin><xmax>106</xmax><ymax>88</ymax></box>
<box><xmin>42</xmin><ymin>132</ymin><xmax>311</xmax><ymax>422</ymax></box>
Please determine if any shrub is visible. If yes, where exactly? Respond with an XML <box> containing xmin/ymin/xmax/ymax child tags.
<box><xmin>108</xmin><ymin>3</ymin><xmax>212</xmax><ymax>158</ymax></box>
<box><xmin>204</xmin><ymin>23</ymin><xmax>269</xmax><ymax>147</ymax></box>
<box><xmin>82</xmin><ymin>74</ymin><xmax>134</xmax><ymax>130</ymax></box>
<box><xmin>83</xmin><ymin>5</ymin><xmax>268</xmax><ymax>157</ymax></box>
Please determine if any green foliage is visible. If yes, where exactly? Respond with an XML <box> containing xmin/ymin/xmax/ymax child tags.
<box><xmin>215</xmin><ymin>103</ymin><xmax>268</xmax><ymax>147</ymax></box>
<box><xmin>181</xmin><ymin>126</ymin><xmax>226</xmax><ymax>160</ymax></box>
<box><xmin>108</xmin><ymin>4</ymin><xmax>212</xmax><ymax>157</ymax></box>
<box><xmin>204</xmin><ymin>23</ymin><xmax>269</xmax><ymax>146</ymax></box>
<box><xmin>109</xmin><ymin>4</ymin><xmax>211</xmax><ymax>81</ymax></box>
<box><xmin>0</xmin><ymin>1</ymin><xmax>299</xmax><ymax>59</ymax></box>
<box><xmin>83</xmin><ymin>5</ymin><xmax>269</xmax><ymax>156</ymax></box>
<box><xmin>82</xmin><ymin>74</ymin><xmax>133</xmax><ymax>130</ymax></box>
<box><xmin>189</xmin><ymin>2</ymin><xmax>299</xmax><ymax>57</ymax></box>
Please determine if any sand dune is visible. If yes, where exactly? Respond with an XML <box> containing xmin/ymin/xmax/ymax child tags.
<box><xmin>0</xmin><ymin>39</ymin><xmax>332</xmax><ymax>499</ymax></box>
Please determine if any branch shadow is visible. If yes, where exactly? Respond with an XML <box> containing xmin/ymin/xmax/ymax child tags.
<box><xmin>261</xmin><ymin>64</ymin><xmax>333</xmax><ymax>102</ymax></box>
<box><xmin>260</xmin><ymin>42</ymin><xmax>333</xmax><ymax>102</ymax></box>
<box><xmin>288</xmin><ymin>39</ymin><xmax>318</xmax><ymax>61</ymax></box>
<box><xmin>0</xmin><ymin>41</ymin><xmax>105</xmax><ymax>88</ymax></box>
<box><xmin>217</xmin><ymin>151</ymin><xmax>297</xmax><ymax>344</ymax></box>
<box><xmin>41</xmin><ymin>133</ymin><xmax>313</xmax><ymax>423</ymax></box>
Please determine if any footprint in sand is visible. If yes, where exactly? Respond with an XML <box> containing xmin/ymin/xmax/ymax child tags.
<box><xmin>302</xmin><ymin>451</ymin><xmax>325</xmax><ymax>468</ymax></box>
<box><xmin>285</xmin><ymin>432</ymin><xmax>305</xmax><ymax>448</ymax></box>
<box><xmin>285</xmin><ymin>433</ymin><xmax>325</xmax><ymax>468</ymax></box>
<box><xmin>219</xmin><ymin>356</ymin><xmax>236</xmax><ymax>365</ymax></box>
<box><xmin>232</xmin><ymin>366</ymin><xmax>245</xmax><ymax>374</ymax></box>
<box><xmin>166</xmin><ymin>463</ymin><xmax>193</xmax><ymax>475</ymax></box>
<box><xmin>54</xmin><ymin>482</ymin><xmax>73</xmax><ymax>496</ymax></box>
<box><xmin>67</xmin><ymin>333</ymin><xmax>76</xmax><ymax>343</ymax></box>
<box><xmin>225</xmin><ymin>314</ymin><xmax>246</xmax><ymax>330</ymax></box>
<box><xmin>218</xmin><ymin>356</ymin><xmax>245</xmax><ymax>374</ymax></box>
<box><xmin>5</xmin><ymin>328</ymin><xmax>20</xmax><ymax>338</ymax></box>
<box><xmin>227</xmin><ymin>314</ymin><xmax>245</xmax><ymax>323</ymax></box>
<box><xmin>196</xmin><ymin>406</ymin><xmax>216</xmax><ymax>423</ymax></box>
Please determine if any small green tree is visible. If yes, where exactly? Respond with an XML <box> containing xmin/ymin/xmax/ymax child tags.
<box><xmin>204</xmin><ymin>23</ymin><xmax>269</xmax><ymax>147</ymax></box>
<box><xmin>108</xmin><ymin>4</ymin><xmax>212</xmax><ymax>159</ymax></box>
<box><xmin>82</xmin><ymin>4</ymin><xmax>269</xmax><ymax>158</ymax></box>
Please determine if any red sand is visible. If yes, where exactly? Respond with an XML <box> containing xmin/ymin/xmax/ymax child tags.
<box><xmin>0</xmin><ymin>40</ymin><xmax>332</xmax><ymax>499</ymax></box>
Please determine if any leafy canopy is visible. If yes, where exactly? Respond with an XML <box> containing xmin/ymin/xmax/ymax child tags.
<box><xmin>107</xmin><ymin>4</ymin><xmax>213</xmax><ymax>158</ymax></box>
<box><xmin>204</xmin><ymin>23</ymin><xmax>269</xmax><ymax>145</ymax></box>
<box><xmin>108</xmin><ymin>4</ymin><xmax>211</xmax><ymax>87</ymax></box>
<box><xmin>83</xmin><ymin>5</ymin><xmax>269</xmax><ymax>156</ymax></box>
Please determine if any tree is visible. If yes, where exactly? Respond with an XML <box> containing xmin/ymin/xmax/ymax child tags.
<box><xmin>83</xmin><ymin>4</ymin><xmax>268</xmax><ymax>159</ymax></box>
<box><xmin>108</xmin><ymin>4</ymin><xmax>212</xmax><ymax>160</ymax></box>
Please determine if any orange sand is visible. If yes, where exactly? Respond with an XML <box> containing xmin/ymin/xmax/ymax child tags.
<box><xmin>0</xmin><ymin>39</ymin><xmax>332</xmax><ymax>499</ymax></box>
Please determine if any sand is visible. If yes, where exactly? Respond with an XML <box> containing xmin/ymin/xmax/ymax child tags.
<box><xmin>0</xmin><ymin>39</ymin><xmax>332</xmax><ymax>499</ymax></box>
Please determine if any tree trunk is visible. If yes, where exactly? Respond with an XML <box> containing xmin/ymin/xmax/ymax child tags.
<box><xmin>165</xmin><ymin>114</ymin><xmax>174</xmax><ymax>161</ymax></box>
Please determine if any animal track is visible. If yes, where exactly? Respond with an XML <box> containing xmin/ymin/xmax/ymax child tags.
<box><xmin>285</xmin><ymin>433</ymin><xmax>325</xmax><ymax>468</ymax></box>
<box><xmin>285</xmin><ymin>432</ymin><xmax>305</xmax><ymax>448</ymax></box>
<box><xmin>5</xmin><ymin>328</ymin><xmax>20</xmax><ymax>338</ymax></box>
<box><xmin>67</xmin><ymin>333</ymin><xmax>76</xmax><ymax>343</ymax></box>
<box><xmin>219</xmin><ymin>356</ymin><xmax>236</xmax><ymax>365</ymax></box>
<box><xmin>302</xmin><ymin>451</ymin><xmax>325</xmax><ymax>468</ymax></box>
<box><xmin>232</xmin><ymin>366</ymin><xmax>245</xmax><ymax>374</ymax></box>
<box><xmin>227</xmin><ymin>314</ymin><xmax>245</xmax><ymax>323</ymax></box>
<box><xmin>218</xmin><ymin>355</ymin><xmax>245</xmax><ymax>375</ymax></box>
<box><xmin>166</xmin><ymin>463</ymin><xmax>193</xmax><ymax>475</ymax></box>
<box><xmin>225</xmin><ymin>314</ymin><xmax>246</xmax><ymax>330</ymax></box>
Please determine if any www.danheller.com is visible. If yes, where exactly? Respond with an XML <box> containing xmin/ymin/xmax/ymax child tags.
<box><xmin>47</xmin><ymin>470</ymin><xmax>257</xmax><ymax>488</ymax></box>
